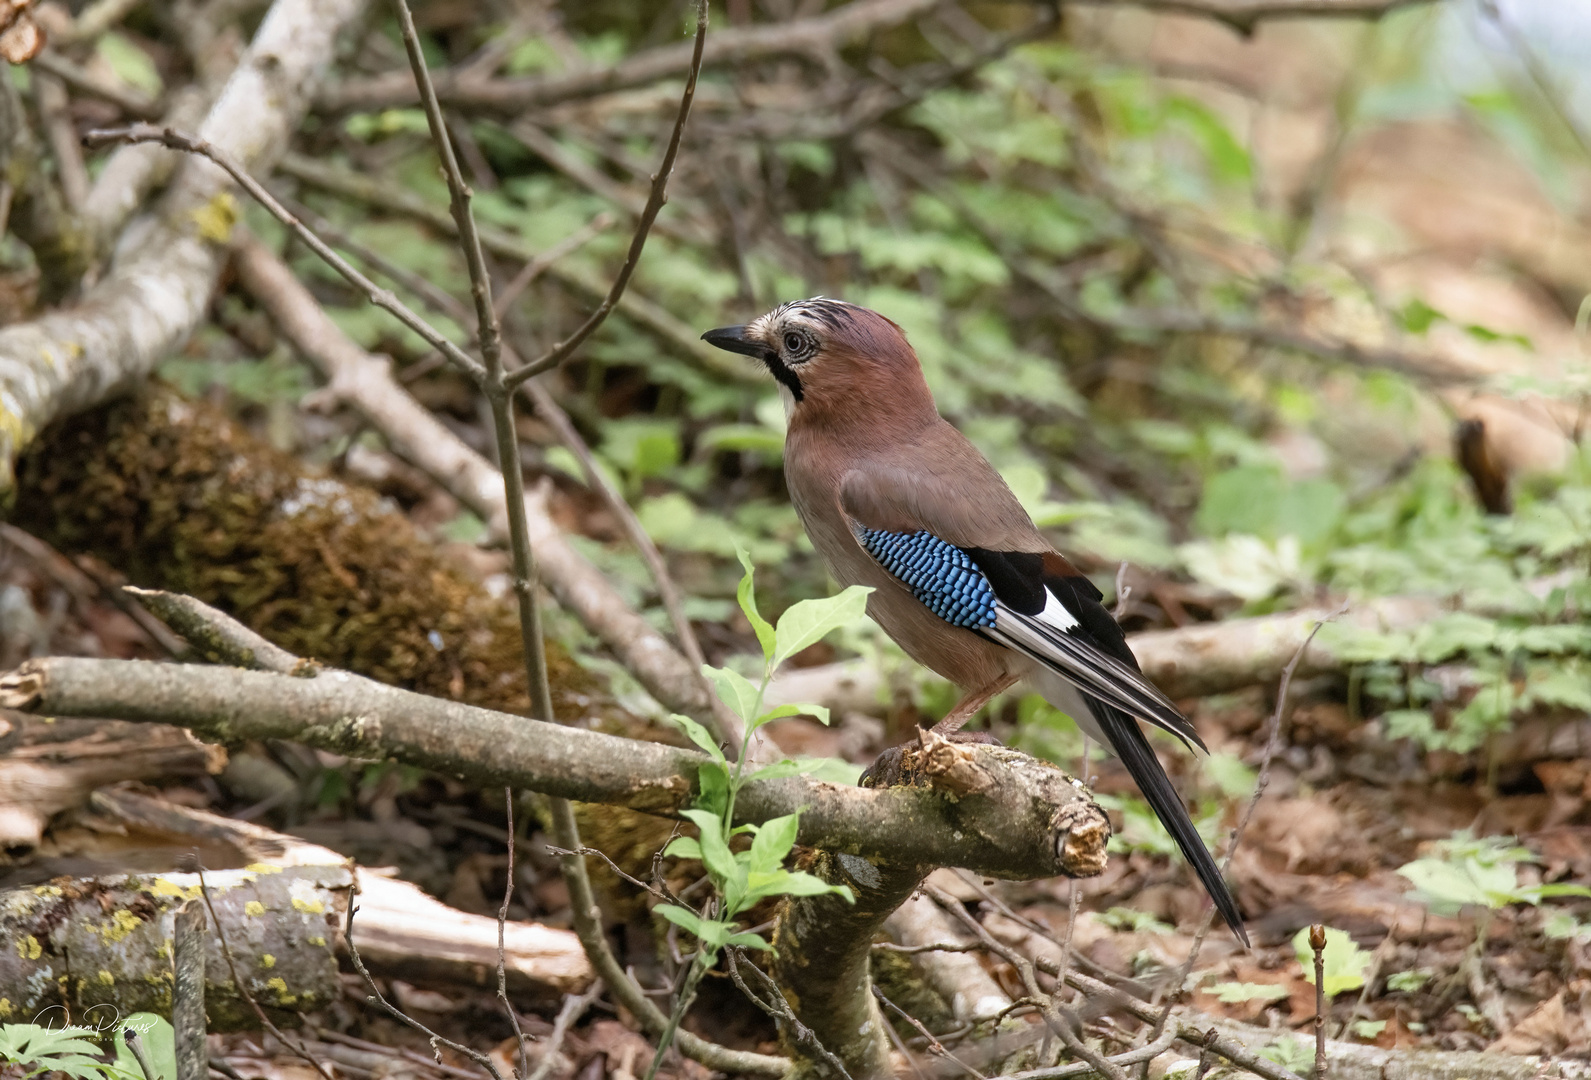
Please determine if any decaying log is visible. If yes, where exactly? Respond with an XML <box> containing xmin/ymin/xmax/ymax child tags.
<box><xmin>0</xmin><ymin>712</ymin><xmax>223</xmax><ymax>858</ymax></box>
<box><xmin>9</xmin><ymin>386</ymin><xmax>634</xmax><ymax>729</ymax></box>
<box><xmin>0</xmin><ymin>861</ymin><xmax>348</xmax><ymax>1029</ymax></box>
<box><xmin>0</xmin><ymin>789</ymin><xmax>593</xmax><ymax>1024</ymax></box>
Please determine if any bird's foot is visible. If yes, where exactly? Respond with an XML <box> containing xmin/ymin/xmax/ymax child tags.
<box><xmin>860</xmin><ymin>727</ymin><xmax>1003</xmax><ymax>788</ymax></box>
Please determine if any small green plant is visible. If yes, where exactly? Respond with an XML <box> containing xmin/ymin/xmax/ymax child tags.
<box><xmin>1351</xmin><ymin>1019</ymin><xmax>1387</xmax><ymax>1040</ymax></box>
<box><xmin>1396</xmin><ymin>832</ymin><xmax>1591</xmax><ymax>916</ymax></box>
<box><xmin>1205</xmin><ymin>981</ymin><xmax>1289</xmax><ymax>1005</ymax></box>
<box><xmin>0</xmin><ymin>1014</ymin><xmax>173</xmax><ymax>1080</ymax></box>
<box><xmin>1099</xmin><ymin>907</ymin><xmax>1173</xmax><ymax>934</ymax></box>
<box><xmin>1292</xmin><ymin>925</ymin><xmax>1373</xmax><ymax>996</ymax></box>
<box><xmin>1386</xmin><ymin>968</ymin><xmax>1433</xmax><ymax>993</ymax></box>
<box><xmin>646</xmin><ymin>551</ymin><xmax>869</xmax><ymax>1079</ymax></box>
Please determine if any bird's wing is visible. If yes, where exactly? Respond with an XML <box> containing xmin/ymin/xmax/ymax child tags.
<box><xmin>840</xmin><ymin>468</ymin><xmax>1202</xmax><ymax>751</ymax></box>
<box><xmin>840</xmin><ymin>468</ymin><xmax>1245</xmax><ymax>944</ymax></box>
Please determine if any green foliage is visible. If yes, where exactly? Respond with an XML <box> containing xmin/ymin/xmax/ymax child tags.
<box><xmin>1386</xmin><ymin>968</ymin><xmax>1433</xmax><ymax>993</ymax></box>
<box><xmin>1099</xmin><ymin>907</ymin><xmax>1172</xmax><ymax>934</ymax></box>
<box><xmin>1205</xmin><ymin>981</ymin><xmax>1289</xmax><ymax>1004</ymax></box>
<box><xmin>1292</xmin><ymin>926</ymin><xmax>1373</xmax><ymax>997</ymax></box>
<box><xmin>0</xmin><ymin>1014</ymin><xmax>171</xmax><ymax>1080</ymax></box>
<box><xmin>660</xmin><ymin>550</ymin><xmax>868</xmax><ymax>960</ymax></box>
<box><xmin>1396</xmin><ymin>832</ymin><xmax>1591</xmax><ymax>916</ymax></box>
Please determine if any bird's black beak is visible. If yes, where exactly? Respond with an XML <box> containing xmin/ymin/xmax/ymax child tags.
<box><xmin>701</xmin><ymin>325</ymin><xmax>766</xmax><ymax>358</ymax></box>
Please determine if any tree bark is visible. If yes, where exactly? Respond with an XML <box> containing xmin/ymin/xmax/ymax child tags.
<box><xmin>0</xmin><ymin>0</ymin><xmax>368</xmax><ymax>492</ymax></box>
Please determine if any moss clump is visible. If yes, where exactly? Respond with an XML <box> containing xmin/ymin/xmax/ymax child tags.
<box><xmin>9</xmin><ymin>385</ymin><xmax>600</xmax><ymax>720</ymax></box>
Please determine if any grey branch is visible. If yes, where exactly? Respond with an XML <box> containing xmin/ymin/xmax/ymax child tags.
<box><xmin>0</xmin><ymin>654</ymin><xmax>1102</xmax><ymax>881</ymax></box>
<box><xmin>317</xmin><ymin>0</ymin><xmax>948</xmax><ymax>115</ymax></box>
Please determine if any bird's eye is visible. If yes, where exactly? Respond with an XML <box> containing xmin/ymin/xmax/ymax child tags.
<box><xmin>783</xmin><ymin>332</ymin><xmax>805</xmax><ymax>354</ymax></box>
<box><xmin>783</xmin><ymin>330</ymin><xmax>816</xmax><ymax>360</ymax></box>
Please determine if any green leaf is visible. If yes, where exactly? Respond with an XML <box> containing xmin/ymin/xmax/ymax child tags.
<box><xmin>747</xmin><ymin>760</ymin><xmax>803</xmax><ymax>782</ymax></box>
<box><xmin>726</xmin><ymin>930</ymin><xmax>773</xmax><ymax>950</ymax></box>
<box><xmin>96</xmin><ymin>33</ymin><xmax>163</xmax><ymax>96</ymax></box>
<box><xmin>668</xmin><ymin>713</ymin><xmax>726</xmax><ymax>764</ymax></box>
<box><xmin>664</xmin><ymin>836</ymin><xmax>702</xmax><ymax>859</ymax></box>
<box><xmin>1293</xmin><ymin>926</ymin><xmax>1373</xmax><ymax>996</ymax></box>
<box><xmin>1386</xmin><ymin>969</ymin><xmax>1431</xmax><ymax>992</ymax></box>
<box><xmin>1351</xmin><ymin>1020</ymin><xmax>1387</xmax><ymax>1040</ymax></box>
<box><xmin>0</xmin><ymin>1023</ymin><xmax>128</xmax><ymax>1080</ymax></box>
<box><xmin>703</xmin><ymin>665</ymin><xmax>762</xmax><ymax>724</ymax></box>
<box><xmin>736</xmin><ymin>546</ymin><xmax>776</xmax><ymax>662</ymax></box>
<box><xmin>1206</xmin><ymin>981</ymin><xmax>1290</xmax><ymax>1004</ymax></box>
<box><xmin>697</xmin><ymin>761</ymin><xmax>730</xmax><ymax>817</ymax></box>
<box><xmin>756</xmin><ymin>702</ymin><xmax>832</xmax><ymax>726</ymax></box>
<box><xmin>773</xmin><ymin>585</ymin><xmax>873</xmax><ymax>667</ymax></box>
<box><xmin>748</xmin><ymin>813</ymin><xmax>800</xmax><ymax>875</ymax></box>
<box><xmin>681</xmin><ymin>809</ymin><xmax>738</xmax><ymax>892</ymax></box>
<box><xmin>654</xmin><ymin>903</ymin><xmax>707</xmax><ymax>937</ymax></box>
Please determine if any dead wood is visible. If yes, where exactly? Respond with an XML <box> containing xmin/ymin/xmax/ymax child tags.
<box><xmin>0</xmin><ymin>711</ymin><xmax>223</xmax><ymax>860</ymax></box>
<box><xmin>0</xmin><ymin>788</ymin><xmax>593</xmax><ymax>1025</ymax></box>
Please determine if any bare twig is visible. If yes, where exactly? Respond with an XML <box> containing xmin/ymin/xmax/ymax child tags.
<box><xmin>1310</xmin><ymin>924</ymin><xmax>1328</xmax><ymax>1079</ymax></box>
<box><xmin>498</xmin><ymin>789</ymin><xmax>535</xmax><ymax>1080</ymax></box>
<box><xmin>726</xmin><ymin>947</ymin><xmax>855</xmax><ymax>1080</ymax></box>
<box><xmin>1141</xmin><ymin>607</ymin><xmax>1343</xmax><ymax>1055</ymax></box>
<box><xmin>873</xmin><ymin>986</ymin><xmax>987</xmax><ymax>1080</ymax></box>
<box><xmin>81</xmin><ymin>123</ymin><xmax>488</xmax><ymax>382</ymax></box>
<box><xmin>285</xmin><ymin>194</ymin><xmax>706</xmax><ymax>677</ymax></box>
<box><xmin>526</xmin><ymin>980</ymin><xmax>606</xmax><ymax>1080</ymax></box>
<box><xmin>33</xmin><ymin>50</ymin><xmax>162</xmax><ymax>118</ymax></box>
<box><xmin>34</xmin><ymin>73</ymin><xmax>90</xmax><ymax>212</ymax></box>
<box><xmin>125</xmin><ymin>586</ymin><xmax>300</xmax><ymax>673</ymax></box>
<box><xmin>123</xmin><ymin>1030</ymin><xmax>161</xmax><ymax>1080</ymax></box>
<box><xmin>493</xmin><ymin>212</ymin><xmax>617</xmax><ymax>320</ymax></box>
<box><xmin>343</xmin><ymin>871</ymin><xmax>510</xmax><ymax>1080</ymax></box>
<box><xmin>502</xmin><ymin>1</ymin><xmax>707</xmax><ymax>389</ymax></box>
<box><xmin>173</xmin><ymin>902</ymin><xmax>208</xmax><ymax>1080</ymax></box>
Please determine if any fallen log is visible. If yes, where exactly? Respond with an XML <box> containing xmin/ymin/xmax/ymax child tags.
<box><xmin>0</xmin><ymin>789</ymin><xmax>593</xmax><ymax>1025</ymax></box>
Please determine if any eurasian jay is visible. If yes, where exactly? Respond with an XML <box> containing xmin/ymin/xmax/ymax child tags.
<box><xmin>703</xmin><ymin>298</ymin><xmax>1248</xmax><ymax>945</ymax></box>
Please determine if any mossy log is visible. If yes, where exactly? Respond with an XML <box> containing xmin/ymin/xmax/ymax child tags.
<box><xmin>8</xmin><ymin>385</ymin><xmax>626</xmax><ymax>727</ymax></box>
<box><xmin>0</xmin><ymin>864</ymin><xmax>347</xmax><ymax>1029</ymax></box>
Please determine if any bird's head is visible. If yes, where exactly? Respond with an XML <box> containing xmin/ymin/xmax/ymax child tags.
<box><xmin>701</xmin><ymin>298</ymin><xmax>932</xmax><ymax>420</ymax></box>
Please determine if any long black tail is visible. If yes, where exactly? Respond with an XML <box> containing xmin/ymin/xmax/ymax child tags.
<box><xmin>1088</xmin><ymin>696</ymin><xmax>1249</xmax><ymax>947</ymax></box>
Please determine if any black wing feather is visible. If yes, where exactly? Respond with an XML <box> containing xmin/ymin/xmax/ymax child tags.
<box><xmin>1088</xmin><ymin>696</ymin><xmax>1248</xmax><ymax>945</ymax></box>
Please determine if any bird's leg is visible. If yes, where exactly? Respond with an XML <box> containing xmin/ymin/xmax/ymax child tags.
<box><xmin>931</xmin><ymin>673</ymin><xmax>1020</xmax><ymax>735</ymax></box>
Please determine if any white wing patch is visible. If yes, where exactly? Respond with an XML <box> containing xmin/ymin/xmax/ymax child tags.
<box><xmin>986</xmin><ymin>598</ymin><xmax>1203</xmax><ymax>752</ymax></box>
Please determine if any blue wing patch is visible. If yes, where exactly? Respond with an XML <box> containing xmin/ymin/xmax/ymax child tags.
<box><xmin>859</xmin><ymin>529</ymin><xmax>997</xmax><ymax>629</ymax></box>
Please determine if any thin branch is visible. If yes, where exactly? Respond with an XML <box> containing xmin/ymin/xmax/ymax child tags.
<box><xmin>283</xmin><ymin>195</ymin><xmax>707</xmax><ymax>676</ymax></box>
<box><xmin>503</xmin><ymin>0</ymin><xmax>708</xmax><ymax>389</ymax></box>
<box><xmin>80</xmin><ymin>123</ymin><xmax>488</xmax><ymax>383</ymax></box>
<box><xmin>342</xmin><ymin>870</ymin><xmax>510</xmax><ymax>1080</ymax></box>
<box><xmin>873</xmin><ymin>987</ymin><xmax>987</xmax><ymax>1080</ymax></box>
<box><xmin>125</xmin><ymin>586</ymin><xmax>301</xmax><ymax>674</ymax></box>
<box><xmin>726</xmin><ymin>947</ymin><xmax>855</xmax><ymax>1080</ymax></box>
<box><xmin>1141</xmin><ymin>608</ymin><xmax>1343</xmax><ymax>1055</ymax></box>
<box><xmin>316</xmin><ymin>0</ymin><xmax>947</xmax><ymax>115</ymax></box>
<box><xmin>494</xmin><ymin>211</ymin><xmax>617</xmax><ymax>320</ymax></box>
<box><xmin>526</xmin><ymin>980</ymin><xmax>605</xmax><ymax>1080</ymax></box>
<box><xmin>498</xmin><ymin>789</ymin><xmax>535</xmax><ymax>1080</ymax></box>
<box><xmin>33</xmin><ymin>50</ymin><xmax>162</xmax><ymax>118</ymax></box>
<box><xmin>390</xmin><ymin>0</ymin><xmax>503</xmax><ymax>382</ymax></box>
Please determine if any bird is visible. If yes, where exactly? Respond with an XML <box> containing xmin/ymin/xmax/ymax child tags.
<box><xmin>702</xmin><ymin>297</ymin><xmax>1248</xmax><ymax>945</ymax></box>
